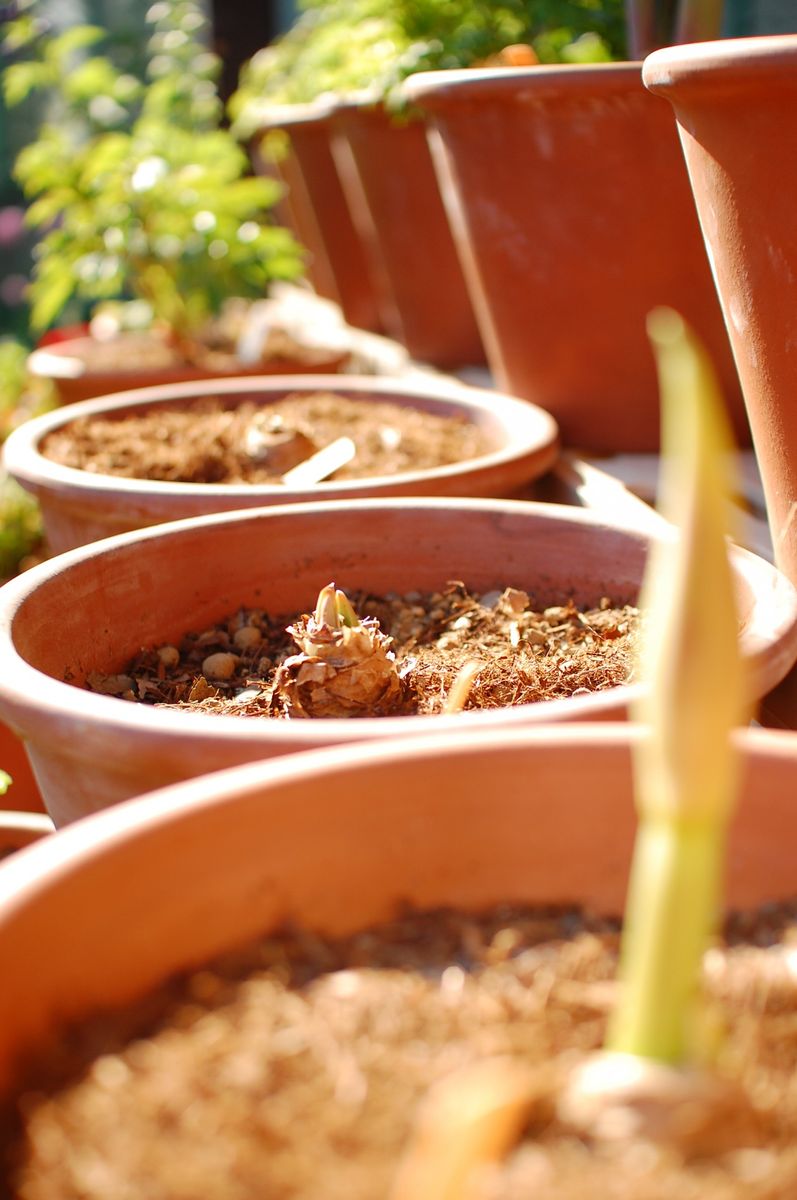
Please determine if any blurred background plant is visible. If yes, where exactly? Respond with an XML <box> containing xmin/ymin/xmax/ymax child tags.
<box><xmin>0</xmin><ymin>337</ymin><xmax>52</xmax><ymax>582</ymax></box>
<box><xmin>228</xmin><ymin>0</ymin><xmax>627</xmax><ymax>135</ymax></box>
<box><xmin>2</xmin><ymin>0</ymin><xmax>304</xmax><ymax>360</ymax></box>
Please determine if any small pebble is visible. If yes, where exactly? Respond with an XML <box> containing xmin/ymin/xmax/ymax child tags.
<box><xmin>157</xmin><ymin>645</ymin><xmax>180</xmax><ymax>668</ymax></box>
<box><xmin>202</xmin><ymin>652</ymin><xmax>239</xmax><ymax>681</ymax></box>
<box><xmin>233</xmin><ymin>626</ymin><xmax>262</xmax><ymax>652</ymax></box>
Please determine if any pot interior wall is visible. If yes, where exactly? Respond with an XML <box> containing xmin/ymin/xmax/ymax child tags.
<box><xmin>10</xmin><ymin>504</ymin><xmax>649</xmax><ymax>683</ymax></box>
<box><xmin>0</xmin><ymin>726</ymin><xmax>795</xmax><ymax>1098</ymax></box>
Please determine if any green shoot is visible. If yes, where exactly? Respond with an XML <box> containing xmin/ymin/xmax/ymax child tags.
<box><xmin>606</xmin><ymin>308</ymin><xmax>749</xmax><ymax>1064</ymax></box>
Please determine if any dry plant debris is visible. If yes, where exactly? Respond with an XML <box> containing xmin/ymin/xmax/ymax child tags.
<box><xmin>85</xmin><ymin>584</ymin><xmax>641</xmax><ymax>718</ymax></box>
<box><xmin>42</xmin><ymin>392</ymin><xmax>491</xmax><ymax>485</ymax></box>
<box><xmin>5</xmin><ymin>902</ymin><xmax>797</xmax><ymax>1200</ymax></box>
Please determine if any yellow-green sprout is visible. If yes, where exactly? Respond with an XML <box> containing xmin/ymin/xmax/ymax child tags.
<box><xmin>607</xmin><ymin>308</ymin><xmax>750</xmax><ymax>1064</ymax></box>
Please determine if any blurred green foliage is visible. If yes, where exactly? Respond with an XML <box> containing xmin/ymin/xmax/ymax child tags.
<box><xmin>2</xmin><ymin>1</ymin><xmax>305</xmax><ymax>352</ymax></box>
<box><xmin>0</xmin><ymin>471</ymin><xmax>43</xmax><ymax>583</ymax></box>
<box><xmin>0</xmin><ymin>769</ymin><xmax>9</xmax><ymax>795</ymax></box>
<box><xmin>229</xmin><ymin>0</ymin><xmax>626</xmax><ymax>132</ymax></box>
<box><xmin>0</xmin><ymin>337</ymin><xmax>50</xmax><ymax>583</ymax></box>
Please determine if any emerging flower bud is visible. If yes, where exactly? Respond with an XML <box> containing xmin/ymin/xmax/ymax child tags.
<box><xmin>274</xmin><ymin>584</ymin><xmax>405</xmax><ymax>718</ymax></box>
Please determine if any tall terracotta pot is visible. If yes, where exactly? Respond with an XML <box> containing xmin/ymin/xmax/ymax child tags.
<box><xmin>642</xmin><ymin>37</ymin><xmax>797</xmax><ymax>585</ymax></box>
<box><xmin>331</xmin><ymin>99</ymin><xmax>486</xmax><ymax>369</ymax></box>
<box><xmin>249</xmin><ymin>123</ymin><xmax>340</xmax><ymax>305</ymax></box>
<box><xmin>0</xmin><ymin>722</ymin><xmax>795</xmax><ymax>1120</ymax></box>
<box><xmin>0</xmin><ymin>498</ymin><xmax>794</xmax><ymax>827</ymax></box>
<box><xmin>403</xmin><ymin>63</ymin><xmax>747</xmax><ymax>453</ymax></box>
<box><xmin>251</xmin><ymin>103</ymin><xmax>394</xmax><ymax>333</ymax></box>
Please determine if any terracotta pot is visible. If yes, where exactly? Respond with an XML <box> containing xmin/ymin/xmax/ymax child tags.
<box><xmin>0</xmin><ymin>721</ymin><xmax>794</xmax><ymax>1112</ymax></box>
<box><xmin>2</xmin><ymin>374</ymin><xmax>560</xmax><ymax>554</ymax></box>
<box><xmin>331</xmin><ymin>99</ymin><xmax>486</xmax><ymax>369</ymax></box>
<box><xmin>403</xmin><ymin>63</ymin><xmax>748</xmax><ymax>453</ymax></box>
<box><xmin>642</xmin><ymin>37</ymin><xmax>797</xmax><ymax>584</ymax></box>
<box><xmin>0</xmin><ymin>497</ymin><xmax>794</xmax><ymax>827</ymax></box>
<box><xmin>27</xmin><ymin>333</ymin><xmax>350</xmax><ymax>407</ymax></box>
<box><xmin>0</xmin><ymin>722</ymin><xmax>44</xmax><ymax>815</ymax></box>
<box><xmin>252</xmin><ymin>104</ymin><xmax>395</xmax><ymax>333</ymax></box>
<box><xmin>248</xmin><ymin>129</ymin><xmax>341</xmax><ymax>305</ymax></box>
<box><xmin>0</xmin><ymin>810</ymin><xmax>53</xmax><ymax>862</ymax></box>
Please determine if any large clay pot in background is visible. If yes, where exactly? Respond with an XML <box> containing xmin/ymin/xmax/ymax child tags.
<box><xmin>0</xmin><ymin>722</ymin><xmax>795</xmax><ymax>1108</ymax></box>
<box><xmin>249</xmin><ymin>123</ymin><xmax>340</xmax><ymax>306</ymax></box>
<box><xmin>331</xmin><ymin>99</ymin><xmax>486</xmax><ymax>369</ymax></box>
<box><xmin>642</xmin><ymin>39</ymin><xmax>797</xmax><ymax>593</ymax></box>
<box><xmin>403</xmin><ymin>63</ymin><xmax>748</xmax><ymax>453</ymax></box>
<box><xmin>251</xmin><ymin>103</ymin><xmax>394</xmax><ymax>333</ymax></box>
<box><xmin>2</xmin><ymin>373</ymin><xmax>560</xmax><ymax>554</ymax></box>
<box><xmin>0</xmin><ymin>497</ymin><xmax>794</xmax><ymax>827</ymax></box>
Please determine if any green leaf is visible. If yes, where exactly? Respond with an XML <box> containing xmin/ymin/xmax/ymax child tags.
<box><xmin>2</xmin><ymin>61</ymin><xmax>52</xmax><ymax>106</ymax></box>
<box><xmin>45</xmin><ymin>24</ymin><xmax>106</xmax><ymax>63</ymax></box>
<box><xmin>28</xmin><ymin>258</ymin><xmax>78</xmax><ymax>332</ymax></box>
<box><xmin>0</xmin><ymin>771</ymin><xmax>11</xmax><ymax>797</ymax></box>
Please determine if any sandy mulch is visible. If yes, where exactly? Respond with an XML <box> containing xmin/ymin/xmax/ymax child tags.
<box><xmin>84</xmin><ymin>583</ymin><xmax>641</xmax><ymax>717</ymax></box>
<box><xmin>42</xmin><ymin>393</ymin><xmax>492</xmax><ymax>485</ymax></box>
<box><xmin>4</xmin><ymin>901</ymin><xmax>797</xmax><ymax>1200</ymax></box>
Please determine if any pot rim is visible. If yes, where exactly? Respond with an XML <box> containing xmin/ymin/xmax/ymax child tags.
<box><xmin>0</xmin><ymin>497</ymin><xmax>655</xmax><ymax>745</ymax></box>
<box><xmin>0</xmin><ymin>497</ymin><xmax>794</xmax><ymax>751</ymax></box>
<box><xmin>0</xmin><ymin>718</ymin><xmax>795</xmax><ymax>1105</ymax></box>
<box><xmin>3</xmin><ymin>372</ymin><xmax>559</xmax><ymax>506</ymax></box>
<box><xmin>1</xmin><ymin>719</ymin><xmax>794</xmax><ymax>915</ymax></box>
<box><xmin>0</xmin><ymin>811</ymin><xmax>54</xmax><ymax>845</ymax></box>
<box><xmin>401</xmin><ymin>61</ymin><xmax>646</xmax><ymax>109</ymax></box>
<box><xmin>244</xmin><ymin>97</ymin><xmax>338</xmax><ymax>129</ymax></box>
<box><xmin>643</xmin><ymin>34</ymin><xmax>797</xmax><ymax>95</ymax></box>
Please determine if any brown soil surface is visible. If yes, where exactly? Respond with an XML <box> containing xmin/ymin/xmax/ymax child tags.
<box><xmin>42</xmin><ymin>393</ymin><xmax>491</xmax><ymax>485</ymax></box>
<box><xmin>85</xmin><ymin>584</ymin><xmax>641</xmax><ymax>716</ymax></box>
<box><xmin>4</xmin><ymin>901</ymin><xmax>797</xmax><ymax>1200</ymax></box>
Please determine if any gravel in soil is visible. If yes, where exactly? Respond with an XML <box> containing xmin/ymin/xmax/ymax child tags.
<box><xmin>4</xmin><ymin>902</ymin><xmax>797</xmax><ymax>1200</ymax></box>
<box><xmin>42</xmin><ymin>392</ymin><xmax>491</xmax><ymax>485</ymax></box>
<box><xmin>85</xmin><ymin>583</ymin><xmax>641</xmax><ymax>717</ymax></box>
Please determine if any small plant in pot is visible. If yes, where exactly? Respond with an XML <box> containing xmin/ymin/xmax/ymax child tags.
<box><xmin>2</xmin><ymin>0</ymin><xmax>346</xmax><ymax>405</ymax></box>
<box><xmin>1</xmin><ymin>314</ymin><xmax>797</xmax><ymax>1196</ymax></box>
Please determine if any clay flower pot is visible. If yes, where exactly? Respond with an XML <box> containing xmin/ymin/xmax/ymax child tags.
<box><xmin>0</xmin><ymin>721</ymin><xmax>795</xmax><ymax>1153</ymax></box>
<box><xmin>642</xmin><ymin>37</ymin><xmax>797</xmax><ymax>587</ymax></box>
<box><xmin>403</xmin><ymin>63</ymin><xmax>748</xmax><ymax>453</ymax></box>
<box><xmin>0</xmin><ymin>497</ymin><xmax>794</xmax><ymax>826</ymax></box>
<box><xmin>26</xmin><ymin>332</ymin><xmax>350</xmax><ymax>407</ymax></box>
<box><xmin>251</xmin><ymin>103</ymin><xmax>394</xmax><ymax>334</ymax></box>
<box><xmin>330</xmin><ymin>98</ymin><xmax>486</xmax><ymax>369</ymax></box>
<box><xmin>2</xmin><ymin>374</ymin><xmax>560</xmax><ymax>554</ymax></box>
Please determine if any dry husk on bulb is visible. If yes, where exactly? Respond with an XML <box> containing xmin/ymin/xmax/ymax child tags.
<box><xmin>273</xmin><ymin>584</ymin><xmax>406</xmax><ymax>718</ymax></box>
